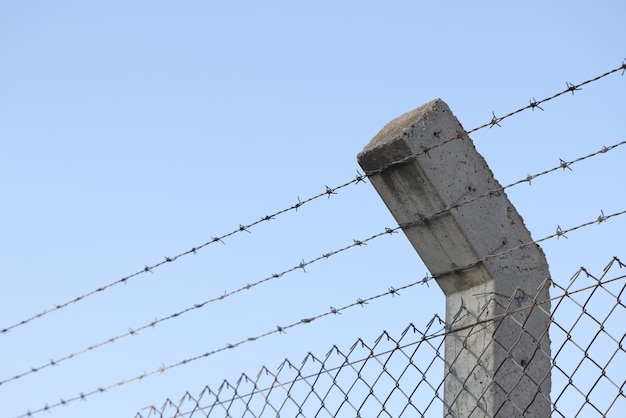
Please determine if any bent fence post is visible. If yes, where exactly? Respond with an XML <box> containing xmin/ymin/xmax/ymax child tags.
<box><xmin>357</xmin><ymin>99</ymin><xmax>552</xmax><ymax>417</ymax></box>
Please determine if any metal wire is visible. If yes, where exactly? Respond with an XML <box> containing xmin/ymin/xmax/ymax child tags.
<box><xmin>363</xmin><ymin>60</ymin><xmax>625</xmax><ymax>177</ymax></box>
<box><xmin>4</xmin><ymin>139</ymin><xmax>623</xmax><ymax>389</ymax></box>
<box><xmin>133</xmin><ymin>257</ymin><xmax>626</xmax><ymax>418</ymax></box>
<box><xmin>14</xmin><ymin>207</ymin><xmax>626</xmax><ymax>417</ymax></box>
<box><xmin>3</xmin><ymin>60</ymin><xmax>622</xmax><ymax>338</ymax></box>
<box><xmin>0</xmin><ymin>174</ymin><xmax>366</xmax><ymax>336</ymax></box>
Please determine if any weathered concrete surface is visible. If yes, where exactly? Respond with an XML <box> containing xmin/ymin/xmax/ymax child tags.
<box><xmin>357</xmin><ymin>99</ymin><xmax>552</xmax><ymax>417</ymax></box>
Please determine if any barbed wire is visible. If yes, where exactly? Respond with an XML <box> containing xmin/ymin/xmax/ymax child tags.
<box><xmin>397</xmin><ymin>139</ymin><xmax>626</xmax><ymax>232</ymax></box>
<box><xmin>135</xmin><ymin>255</ymin><xmax>625</xmax><ymax>417</ymax></box>
<box><xmin>14</xmin><ymin>278</ymin><xmax>429</xmax><ymax>418</ymax></box>
<box><xmin>0</xmin><ymin>228</ymin><xmax>398</xmax><ymax>387</ymax></box>
<box><xmin>469</xmin><ymin>61</ymin><xmax>626</xmax><ymax>133</ymax></box>
<box><xmin>363</xmin><ymin>60</ymin><xmax>625</xmax><ymax>176</ymax></box>
<box><xmin>3</xmin><ymin>61</ymin><xmax>622</xmax><ymax>337</ymax></box>
<box><xmin>5</xmin><ymin>138</ymin><xmax>624</xmax><ymax>388</ymax></box>
<box><xmin>425</xmin><ymin>207</ymin><xmax>626</xmax><ymax>279</ymax></box>
<box><xmin>3</xmin><ymin>138</ymin><xmax>623</xmax><ymax>388</ymax></box>
<box><xmin>14</xmin><ymin>207</ymin><xmax>626</xmax><ymax>417</ymax></box>
<box><xmin>0</xmin><ymin>174</ymin><xmax>366</xmax><ymax>336</ymax></box>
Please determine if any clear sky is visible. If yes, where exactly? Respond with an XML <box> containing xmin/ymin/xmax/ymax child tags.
<box><xmin>1</xmin><ymin>1</ymin><xmax>624</xmax><ymax>417</ymax></box>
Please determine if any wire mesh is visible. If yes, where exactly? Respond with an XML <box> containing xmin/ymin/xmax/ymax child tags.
<box><xmin>137</xmin><ymin>257</ymin><xmax>626</xmax><ymax>418</ymax></box>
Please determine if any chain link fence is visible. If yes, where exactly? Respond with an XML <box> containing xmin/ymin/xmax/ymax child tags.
<box><xmin>137</xmin><ymin>257</ymin><xmax>626</xmax><ymax>417</ymax></box>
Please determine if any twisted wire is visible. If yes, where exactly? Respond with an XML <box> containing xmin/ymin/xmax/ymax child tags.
<box><xmin>14</xmin><ymin>206</ymin><xmax>626</xmax><ymax>417</ymax></box>
<box><xmin>1</xmin><ymin>174</ymin><xmax>366</xmax><ymax>335</ymax></box>
<box><xmin>3</xmin><ymin>139</ymin><xmax>623</xmax><ymax>388</ymax></box>
<box><xmin>14</xmin><ymin>278</ymin><xmax>429</xmax><ymax>418</ymax></box>
<box><xmin>364</xmin><ymin>60</ymin><xmax>625</xmax><ymax>177</ymax></box>
<box><xmin>4</xmin><ymin>60</ymin><xmax>623</xmax><ymax>336</ymax></box>
<box><xmin>0</xmin><ymin>227</ymin><xmax>397</xmax><ymax>387</ymax></box>
<box><xmin>137</xmin><ymin>255</ymin><xmax>625</xmax><ymax>418</ymax></box>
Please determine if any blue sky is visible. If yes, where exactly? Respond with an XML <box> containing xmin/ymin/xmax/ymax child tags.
<box><xmin>1</xmin><ymin>1</ymin><xmax>624</xmax><ymax>417</ymax></box>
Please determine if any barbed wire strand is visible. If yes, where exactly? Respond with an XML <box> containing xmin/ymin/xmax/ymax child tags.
<box><xmin>425</xmin><ymin>208</ymin><xmax>626</xmax><ymax>279</ymax></box>
<box><xmin>3</xmin><ymin>139</ymin><xmax>623</xmax><ymax>388</ymax></box>
<box><xmin>0</xmin><ymin>175</ymin><xmax>366</xmax><ymax>336</ymax></box>
<box><xmin>14</xmin><ymin>279</ymin><xmax>426</xmax><ymax>418</ymax></box>
<box><xmin>14</xmin><ymin>207</ymin><xmax>626</xmax><ymax>417</ymax></box>
<box><xmin>3</xmin><ymin>138</ymin><xmax>624</xmax><ymax>388</ymax></box>
<box><xmin>468</xmin><ymin>62</ymin><xmax>626</xmax><ymax>133</ymax></box>
<box><xmin>363</xmin><ymin>60</ymin><xmax>625</xmax><ymax>176</ymax></box>
<box><xmin>397</xmin><ymin>140</ymin><xmax>626</xmax><ymax>231</ymax></box>
<box><xmin>0</xmin><ymin>228</ymin><xmax>396</xmax><ymax>387</ymax></box>
<box><xmin>3</xmin><ymin>61</ymin><xmax>623</xmax><ymax>337</ymax></box>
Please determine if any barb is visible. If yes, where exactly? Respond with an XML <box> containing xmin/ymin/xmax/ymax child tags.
<box><xmin>4</xmin><ymin>139</ymin><xmax>624</xmax><ymax>387</ymax></box>
<box><xmin>1</xmin><ymin>172</ymin><xmax>367</xmax><ymax>336</ymax></box>
<box><xmin>364</xmin><ymin>60</ymin><xmax>625</xmax><ymax>176</ymax></box>
<box><xmin>14</xmin><ymin>278</ymin><xmax>428</xmax><ymax>418</ymax></box>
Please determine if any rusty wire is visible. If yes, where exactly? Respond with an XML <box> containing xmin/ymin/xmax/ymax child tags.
<box><xmin>14</xmin><ymin>208</ymin><xmax>626</xmax><ymax>417</ymax></box>
<box><xmin>3</xmin><ymin>139</ymin><xmax>624</xmax><ymax>389</ymax></box>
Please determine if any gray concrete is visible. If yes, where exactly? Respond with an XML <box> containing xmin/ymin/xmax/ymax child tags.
<box><xmin>357</xmin><ymin>99</ymin><xmax>552</xmax><ymax>417</ymax></box>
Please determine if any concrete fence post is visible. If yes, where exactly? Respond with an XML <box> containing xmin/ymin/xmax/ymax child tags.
<box><xmin>357</xmin><ymin>99</ymin><xmax>552</xmax><ymax>417</ymax></box>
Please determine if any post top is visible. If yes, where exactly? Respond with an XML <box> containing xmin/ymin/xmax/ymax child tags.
<box><xmin>362</xmin><ymin>98</ymin><xmax>446</xmax><ymax>153</ymax></box>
